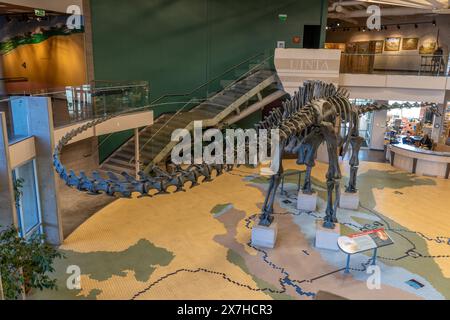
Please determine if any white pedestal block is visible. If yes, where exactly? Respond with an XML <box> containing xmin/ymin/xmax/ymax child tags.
<box><xmin>297</xmin><ymin>192</ymin><xmax>318</xmax><ymax>211</ymax></box>
<box><xmin>339</xmin><ymin>191</ymin><xmax>359</xmax><ymax>210</ymax></box>
<box><xmin>251</xmin><ymin>223</ymin><xmax>278</xmax><ymax>249</ymax></box>
<box><xmin>315</xmin><ymin>220</ymin><xmax>341</xmax><ymax>251</ymax></box>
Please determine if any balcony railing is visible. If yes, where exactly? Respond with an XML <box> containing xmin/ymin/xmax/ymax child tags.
<box><xmin>0</xmin><ymin>81</ymin><xmax>150</xmax><ymax>131</ymax></box>
<box><xmin>340</xmin><ymin>53</ymin><xmax>449</xmax><ymax>77</ymax></box>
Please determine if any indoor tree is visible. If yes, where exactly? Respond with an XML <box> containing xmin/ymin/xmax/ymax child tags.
<box><xmin>0</xmin><ymin>225</ymin><xmax>64</xmax><ymax>300</ymax></box>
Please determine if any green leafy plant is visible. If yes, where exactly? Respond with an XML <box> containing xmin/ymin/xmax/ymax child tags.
<box><xmin>13</xmin><ymin>178</ymin><xmax>25</xmax><ymax>209</ymax></box>
<box><xmin>0</xmin><ymin>225</ymin><xmax>64</xmax><ymax>300</ymax></box>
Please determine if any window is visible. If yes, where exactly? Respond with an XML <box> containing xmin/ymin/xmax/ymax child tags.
<box><xmin>12</xmin><ymin>160</ymin><xmax>42</xmax><ymax>238</ymax></box>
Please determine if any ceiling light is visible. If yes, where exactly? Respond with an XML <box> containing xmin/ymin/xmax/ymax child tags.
<box><xmin>397</xmin><ymin>24</ymin><xmax>401</xmax><ymax>29</ymax></box>
<box><xmin>432</xmin><ymin>20</ymin><xmax>436</xmax><ymax>26</ymax></box>
<box><xmin>414</xmin><ymin>24</ymin><xmax>418</xmax><ymax>28</ymax></box>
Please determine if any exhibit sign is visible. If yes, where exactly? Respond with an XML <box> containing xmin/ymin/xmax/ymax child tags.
<box><xmin>34</xmin><ymin>9</ymin><xmax>46</xmax><ymax>17</ymax></box>
<box><xmin>338</xmin><ymin>228</ymin><xmax>393</xmax><ymax>254</ymax></box>
<box><xmin>278</xmin><ymin>14</ymin><xmax>288</xmax><ymax>22</ymax></box>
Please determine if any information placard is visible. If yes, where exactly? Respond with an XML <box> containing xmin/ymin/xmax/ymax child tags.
<box><xmin>338</xmin><ymin>228</ymin><xmax>393</xmax><ymax>255</ymax></box>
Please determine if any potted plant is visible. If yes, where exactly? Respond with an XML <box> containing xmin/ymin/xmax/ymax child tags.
<box><xmin>0</xmin><ymin>225</ymin><xmax>64</xmax><ymax>300</ymax></box>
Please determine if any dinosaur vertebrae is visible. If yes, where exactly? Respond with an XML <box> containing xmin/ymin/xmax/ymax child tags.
<box><xmin>53</xmin><ymin>114</ymin><xmax>235</xmax><ymax>198</ymax></box>
<box><xmin>53</xmin><ymin>80</ymin><xmax>349</xmax><ymax>198</ymax></box>
<box><xmin>255</xmin><ymin>81</ymin><xmax>353</xmax><ymax>140</ymax></box>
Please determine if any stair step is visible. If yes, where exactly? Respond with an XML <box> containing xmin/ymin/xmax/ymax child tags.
<box><xmin>108</xmin><ymin>158</ymin><xmax>135</xmax><ymax>168</ymax></box>
<box><xmin>142</xmin><ymin>139</ymin><xmax>170</xmax><ymax>152</ymax></box>
<box><xmin>229</xmin><ymin>87</ymin><xmax>249</xmax><ymax>95</ymax></box>
<box><xmin>101</xmin><ymin>163</ymin><xmax>134</xmax><ymax>175</ymax></box>
<box><xmin>114</xmin><ymin>153</ymin><xmax>133</xmax><ymax>162</ymax></box>
<box><xmin>196</xmin><ymin>103</ymin><xmax>227</xmax><ymax>113</ymax></box>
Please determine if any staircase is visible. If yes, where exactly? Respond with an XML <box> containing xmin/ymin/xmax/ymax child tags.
<box><xmin>100</xmin><ymin>69</ymin><xmax>283</xmax><ymax>176</ymax></box>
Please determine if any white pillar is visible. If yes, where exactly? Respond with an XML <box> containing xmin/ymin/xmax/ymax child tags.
<box><xmin>370</xmin><ymin>109</ymin><xmax>388</xmax><ymax>150</ymax></box>
<box><xmin>431</xmin><ymin>104</ymin><xmax>445</xmax><ymax>144</ymax></box>
<box><xmin>0</xmin><ymin>112</ymin><xmax>17</xmax><ymax>229</ymax></box>
<box><xmin>10</xmin><ymin>97</ymin><xmax>63</xmax><ymax>245</ymax></box>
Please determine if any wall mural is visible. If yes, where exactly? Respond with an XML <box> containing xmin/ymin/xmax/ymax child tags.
<box><xmin>0</xmin><ymin>16</ymin><xmax>84</xmax><ymax>55</ymax></box>
<box><xmin>0</xmin><ymin>15</ymin><xmax>86</xmax><ymax>92</ymax></box>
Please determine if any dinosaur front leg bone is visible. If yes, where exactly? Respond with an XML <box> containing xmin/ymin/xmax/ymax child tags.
<box><xmin>346</xmin><ymin>135</ymin><xmax>365</xmax><ymax>193</ymax></box>
<box><xmin>259</xmin><ymin>142</ymin><xmax>285</xmax><ymax>227</ymax></box>
<box><xmin>259</xmin><ymin>169</ymin><xmax>283</xmax><ymax>227</ymax></box>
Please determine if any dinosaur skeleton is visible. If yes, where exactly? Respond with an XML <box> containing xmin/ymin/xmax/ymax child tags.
<box><xmin>53</xmin><ymin>81</ymin><xmax>441</xmax><ymax>231</ymax></box>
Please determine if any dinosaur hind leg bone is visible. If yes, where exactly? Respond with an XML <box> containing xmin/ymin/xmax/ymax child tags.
<box><xmin>346</xmin><ymin>135</ymin><xmax>365</xmax><ymax>193</ymax></box>
<box><xmin>322</xmin><ymin>122</ymin><xmax>342</xmax><ymax>229</ymax></box>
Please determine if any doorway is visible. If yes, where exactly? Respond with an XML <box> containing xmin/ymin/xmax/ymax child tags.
<box><xmin>303</xmin><ymin>25</ymin><xmax>321</xmax><ymax>49</ymax></box>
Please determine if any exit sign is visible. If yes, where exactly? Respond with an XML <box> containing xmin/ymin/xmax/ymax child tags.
<box><xmin>34</xmin><ymin>9</ymin><xmax>46</xmax><ymax>17</ymax></box>
<box><xmin>278</xmin><ymin>14</ymin><xmax>287</xmax><ymax>22</ymax></box>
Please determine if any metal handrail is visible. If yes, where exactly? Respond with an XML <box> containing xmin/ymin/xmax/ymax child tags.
<box><xmin>341</xmin><ymin>53</ymin><xmax>449</xmax><ymax>57</ymax></box>
<box><xmin>99</xmin><ymin>51</ymin><xmax>271</xmax><ymax>161</ymax></box>
<box><xmin>133</xmin><ymin>53</ymin><xmax>275</xmax><ymax>165</ymax></box>
<box><xmin>149</xmin><ymin>52</ymin><xmax>266</xmax><ymax>106</ymax></box>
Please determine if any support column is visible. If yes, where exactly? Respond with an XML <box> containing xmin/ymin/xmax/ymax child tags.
<box><xmin>10</xmin><ymin>97</ymin><xmax>63</xmax><ymax>245</ymax></box>
<box><xmin>82</xmin><ymin>0</ymin><xmax>95</xmax><ymax>83</ymax></box>
<box><xmin>0</xmin><ymin>55</ymin><xmax>6</xmax><ymax>96</ymax></box>
<box><xmin>0</xmin><ymin>270</ymin><xmax>4</xmax><ymax>300</ymax></box>
<box><xmin>0</xmin><ymin>112</ymin><xmax>17</xmax><ymax>230</ymax></box>
<box><xmin>134</xmin><ymin>128</ymin><xmax>140</xmax><ymax>179</ymax></box>
<box><xmin>431</xmin><ymin>104</ymin><xmax>445</xmax><ymax>144</ymax></box>
<box><xmin>369</xmin><ymin>101</ymin><xmax>388</xmax><ymax>151</ymax></box>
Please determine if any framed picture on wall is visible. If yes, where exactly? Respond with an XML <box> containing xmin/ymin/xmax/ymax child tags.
<box><xmin>419</xmin><ymin>41</ymin><xmax>437</xmax><ymax>54</ymax></box>
<box><xmin>357</xmin><ymin>41</ymin><xmax>370</xmax><ymax>54</ymax></box>
<box><xmin>324</xmin><ymin>43</ymin><xmax>346</xmax><ymax>52</ymax></box>
<box><xmin>375</xmin><ymin>40</ymin><xmax>384</xmax><ymax>54</ymax></box>
<box><xmin>384</xmin><ymin>37</ymin><xmax>401</xmax><ymax>51</ymax></box>
<box><xmin>346</xmin><ymin>42</ymin><xmax>357</xmax><ymax>54</ymax></box>
<box><xmin>402</xmin><ymin>38</ymin><xmax>419</xmax><ymax>50</ymax></box>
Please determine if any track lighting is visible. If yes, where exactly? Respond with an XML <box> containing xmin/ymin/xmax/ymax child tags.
<box><xmin>432</xmin><ymin>20</ymin><xmax>436</xmax><ymax>26</ymax></box>
<box><xmin>397</xmin><ymin>24</ymin><xmax>401</xmax><ymax>29</ymax></box>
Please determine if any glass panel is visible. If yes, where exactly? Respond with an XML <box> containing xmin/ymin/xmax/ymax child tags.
<box><xmin>13</xmin><ymin>160</ymin><xmax>42</xmax><ymax>237</ymax></box>
<box><xmin>340</xmin><ymin>53</ymin><xmax>449</xmax><ymax>77</ymax></box>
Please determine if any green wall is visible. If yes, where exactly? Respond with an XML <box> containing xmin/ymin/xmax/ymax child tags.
<box><xmin>90</xmin><ymin>0</ymin><xmax>327</xmax><ymax>105</ymax></box>
<box><xmin>90</xmin><ymin>0</ymin><xmax>327</xmax><ymax>161</ymax></box>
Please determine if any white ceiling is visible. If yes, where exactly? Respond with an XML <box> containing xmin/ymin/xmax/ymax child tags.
<box><xmin>355</xmin><ymin>0</ymin><xmax>448</xmax><ymax>10</ymax></box>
